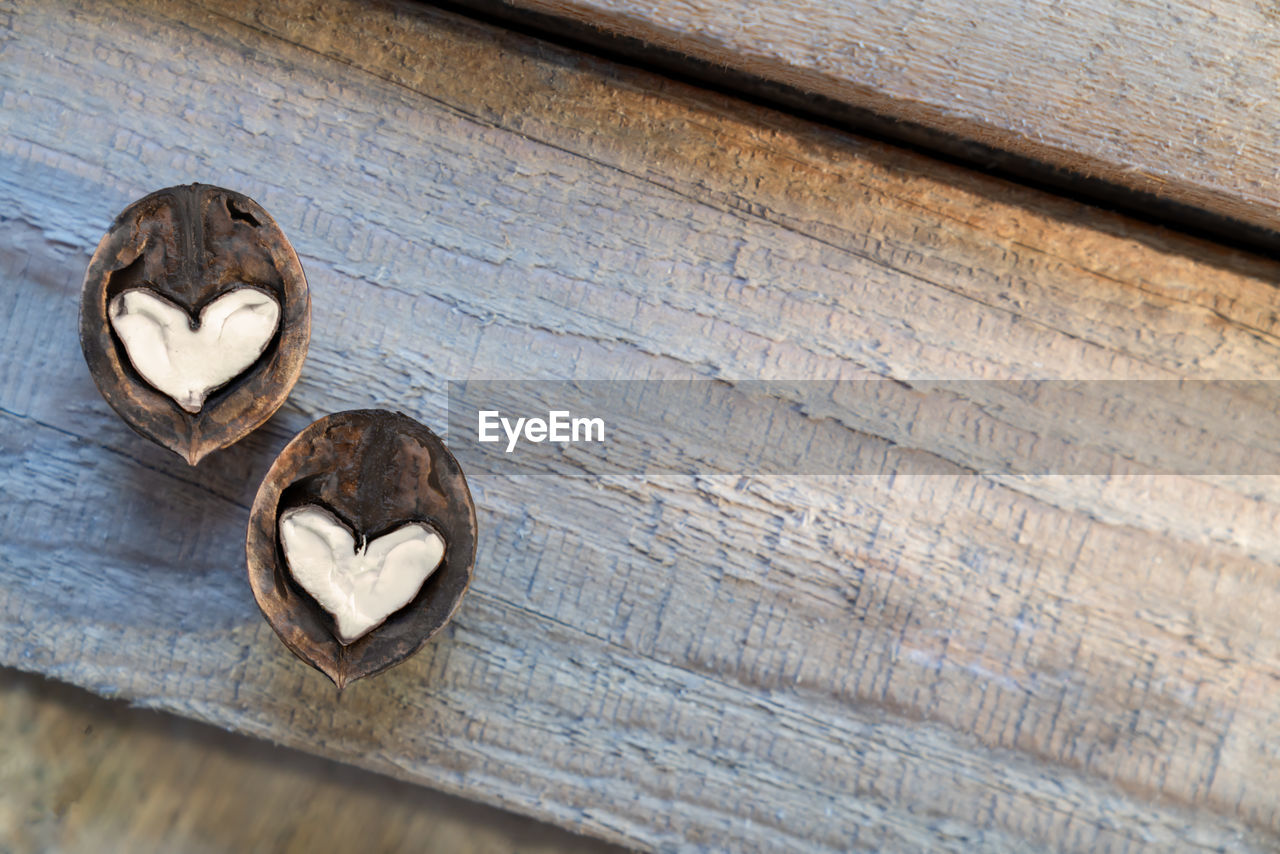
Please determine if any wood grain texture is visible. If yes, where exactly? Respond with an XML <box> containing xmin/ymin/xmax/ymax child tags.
<box><xmin>0</xmin><ymin>667</ymin><xmax>622</xmax><ymax>853</ymax></box>
<box><xmin>2</xmin><ymin>0</ymin><xmax>1279</xmax><ymax>850</ymax></box>
<box><xmin>495</xmin><ymin>0</ymin><xmax>1280</xmax><ymax>235</ymax></box>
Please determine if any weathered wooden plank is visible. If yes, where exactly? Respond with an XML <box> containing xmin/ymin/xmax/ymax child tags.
<box><xmin>2</xmin><ymin>0</ymin><xmax>1279</xmax><ymax>850</ymax></box>
<box><xmin>490</xmin><ymin>0</ymin><xmax>1280</xmax><ymax>237</ymax></box>
<box><xmin>0</xmin><ymin>667</ymin><xmax>621</xmax><ymax>853</ymax></box>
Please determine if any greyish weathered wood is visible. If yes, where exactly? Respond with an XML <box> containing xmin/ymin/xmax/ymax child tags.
<box><xmin>1</xmin><ymin>0</ymin><xmax>1279</xmax><ymax>851</ymax></box>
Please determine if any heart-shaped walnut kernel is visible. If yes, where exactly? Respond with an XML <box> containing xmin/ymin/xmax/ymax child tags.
<box><xmin>109</xmin><ymin>287</ymin><xmax>280</xmax><ymax>413</ymax></box>
<box><xmin>246</xmin><ymin>410</ymin><xmax>477</xmax><ymax>688</ymax></box>
<box><xmin>80</xmin><ymin>184</ymin><xmax>310</xmax><ymax>464</ymax></box>
<box><xmin>279</xmin><ymin>505</ymin><xmax>445</xmax><ymax>644</ymax></box>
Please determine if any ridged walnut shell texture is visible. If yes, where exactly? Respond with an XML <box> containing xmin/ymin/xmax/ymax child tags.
<box><xmin>246</xmin><ymin>410</ymin><xmax>478</xmax><ymax>688</ymax></box>
<box><xmin>79</xmin><ymin>184</ymin><xmax>310</xmax><ymax>464</ymax></box>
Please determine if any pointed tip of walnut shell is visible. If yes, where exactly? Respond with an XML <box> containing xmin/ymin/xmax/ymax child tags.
<box><xmin>245</xmin><ymin>409</ymin><xmax>478</xmax><ymax>687</ymax></box>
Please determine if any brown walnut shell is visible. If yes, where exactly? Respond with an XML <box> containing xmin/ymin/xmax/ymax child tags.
<box><xmin>246</xmin><ymin>410</ymin><xmax>478</xmax><ymax>688</ymax></box>
<box><xmin>79</xmin><ymin>183</ymin><xmax>310</xmax><ymax>464</ymax></box>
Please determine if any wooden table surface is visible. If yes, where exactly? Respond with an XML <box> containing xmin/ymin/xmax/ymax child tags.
<box><xmin>2</xmin><ymin>0</ymin><xmax>1279</xmax><ymax>850</ymax></box>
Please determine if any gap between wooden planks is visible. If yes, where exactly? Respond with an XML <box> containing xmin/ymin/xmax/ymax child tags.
<box><xmin>487</xmin><ymin>0</ymin><xmax>1280</xmax><ymax>242</ymax></box>
<box><xmin>2</xmin><ymin>0</ymin><xmax>1280</xmax><ymax>850</ymax></box>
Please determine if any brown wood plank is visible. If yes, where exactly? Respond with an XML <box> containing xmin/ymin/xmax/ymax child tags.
<box><xmin>2</xmin><ymin>0</ymin><xmax>1279</xmax><ymax>850</ymax></box>
<box><xmin>0</xmin><ymin>668</ymin><xmax>622</xmax><ymax>853</ymax></box>
<box><xmin>495</xmin><ymin>0</ymin><xmax>1280</xmax><ymax>236</ymax></box>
